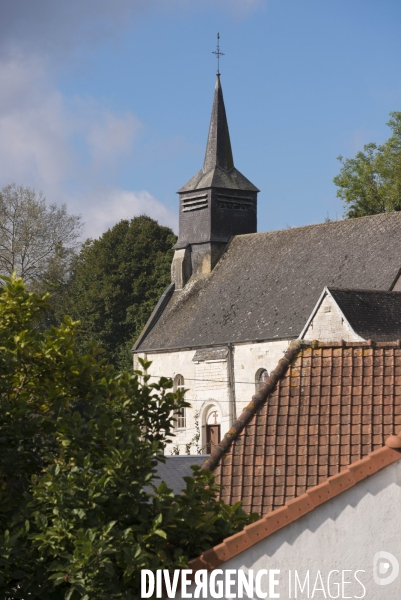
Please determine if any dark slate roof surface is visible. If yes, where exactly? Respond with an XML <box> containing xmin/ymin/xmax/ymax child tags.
<box><xmin>152</xmin><ymin>456</ymin><xmax>207</xmax><ymax>495</ymax></box>
<box><xmin>329</xmin><ymin>288</ymin><xmax>401</xmax><ymax>342</ymax></box>
<box><xmin>178</xmin><ymin>165</ymin><xmax>259</xmax><ymax>193</ymax></box>
<box><xmin>136</xmin><ymin>212</ymin><xmax>401</xmax><ymax>352</ymax></box>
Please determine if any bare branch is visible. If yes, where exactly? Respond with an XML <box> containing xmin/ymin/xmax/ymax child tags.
<box><xmin>0</xmin><ymin>183</ymin><xmax>83</xmax><ymax>286</ymax></box>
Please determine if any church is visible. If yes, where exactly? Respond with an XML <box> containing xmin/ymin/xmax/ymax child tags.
<box><xmin>132</xmin><ymin>73</ymin><xmax>401</xmax><ymax>455</ymax></box>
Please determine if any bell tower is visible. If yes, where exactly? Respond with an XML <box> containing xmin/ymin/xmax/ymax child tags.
<box><xmin>172</xmin><ymin>73</ymin><xmax>259</xmax><ymax>289</ymax></box>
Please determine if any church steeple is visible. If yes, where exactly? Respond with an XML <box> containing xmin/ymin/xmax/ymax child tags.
<box><xmin>172</xmin><ymin>73</ymin><xmax>259</xmax><ymax>290</ymax></box>
<box><xmin>178</xmin><ymin>75</ymin><xmax>258</xmax><ymax>194</ymax></box>
<box><xmin>203</xmin><ymin>75</ymin><xmax>234</xmax><ymax>173</ymax></box>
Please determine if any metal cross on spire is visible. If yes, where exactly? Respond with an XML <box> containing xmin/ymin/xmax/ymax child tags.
<box><xmin>212</xmin><ymin>32</ymin><xmax>224</xmax><ymax>75</ymax></box>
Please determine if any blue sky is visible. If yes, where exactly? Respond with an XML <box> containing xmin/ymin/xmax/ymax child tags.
<box><xmin>1</xmin><ymin>0</ymin><xmax>400</xmax><ymax>238</ymax></box>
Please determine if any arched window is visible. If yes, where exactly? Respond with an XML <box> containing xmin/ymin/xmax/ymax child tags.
<box><xmin>255</xmin><ymin>368</ymin><xmax>268</xmax><ymax>393</ymax></box>
<box><xmin>174</xmin><ymin>374</ymin><xmax>186</xmax><ymax>429</ymax></box>
<box><xmin>204</xmin><ymin>405</ymin><xmax>221</xmax><ymax>454</ymax></box>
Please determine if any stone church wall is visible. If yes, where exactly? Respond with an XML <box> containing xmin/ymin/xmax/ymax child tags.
<box><xmin>233</xmin><ymin>340</ymin><xmax>289</xmax><ymax>413</ymax></box>
<box><xmin>302</xmin><ymin>293</ymin><xmax>364</xmax><ymax>343</ymax></box>
<box><xmin>134</xmin><ymin>339</ymin><xmax>290</xmax><ymax>456</ymax></box>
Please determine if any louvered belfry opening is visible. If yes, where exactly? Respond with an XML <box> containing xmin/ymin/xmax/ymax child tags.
<box><xmin>172</xmin><ymin>74</ymin><xmax>259</xmax><ymax>286</ymax></box>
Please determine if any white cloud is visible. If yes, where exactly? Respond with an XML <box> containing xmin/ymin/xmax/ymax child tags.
<box><xmin>0</xmin><ymin>0</ymin><xmax>264</xmax><ymax>61</ymax></box>
<box><xmin>86</xmin><ymin>111</ymin><xmax>141</xmax><ymax>169</ymax></box>
<box><xmin>0</xmin><ymin>0</ymin><xmax>150</xmax><ymax>60</ymax></box>
<box><xmin>0</xmin><ymin>57</ymin><xmax>72</xmax><ymax>192</ymax></box>
<box><xmin>0</xmin><ymin>1</ymin><xmax>262</xmax><ymax>241</ymax></box>
<box><xmin>80</xmin><ymin>188</ymin><xmax>177</xmax><ymax>239</ymax></box>
<box><xmin>0</xmin><ymin>55</ymin><xmax>176</xmax><ymax>239</ymax></box>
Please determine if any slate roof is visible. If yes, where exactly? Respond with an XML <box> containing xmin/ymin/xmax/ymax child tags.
<box><xmin>207</xmin><ymin>341</ymin><xmax>401</xmax><ymax>515</ymax></box>
<box><xmin>328</xmin><ymin>288</ymin><xmax>401</xmax><ymax>342</ymax></box>
<box><xmin>135</xmin><ymin>212</ymin><xmax>401</xmax><ymax>352</ymax></box>
<box><xmin>178</xmin><ymin>75</ymin><xmax>259</xmax><ymax>194</ymax></box>
<box><xmin>152</xmin><ymin>456</ymin><xmax>207</xmax><ymax>495</ymax></box>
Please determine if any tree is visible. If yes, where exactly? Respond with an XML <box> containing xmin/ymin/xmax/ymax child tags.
<box><xmin>0</xmin><ymin>275</ymin><xmax>256</xmax><ymax>599</ymax></box>
<box><xmin>333</xmin><ymin>112</ymin><xmax>401</xmax><ymax>218</ymax></box>
<box><xmin>0</xmin><ymin>184</ymin><xmax>82</xmax><ymax>288</ymax></box>
<box><xmin>60</xmin><ymin>216</ymin><xmax>176</xmax><ymax>371</ymax></box>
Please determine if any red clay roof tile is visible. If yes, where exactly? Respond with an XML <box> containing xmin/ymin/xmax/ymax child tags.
<box><xmin>207</xmin><ymin>342</ymin><xmax>401</xmax><ymax>515</ymax></box>
<box><xmin>190</xmin><ymin>437</ymin><xmax>401</xmax><ymax>571</ymax></box>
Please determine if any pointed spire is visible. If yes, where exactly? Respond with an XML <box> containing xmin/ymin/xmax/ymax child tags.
<box><xmin>178</xmin><ymin>76</ymin><xmax>259</xmax><ymax>193</ymax></box>
<box><xmin>203</xmin><ymin>75</ymin><xmax>234</xmax><ymax>173</ymax></box>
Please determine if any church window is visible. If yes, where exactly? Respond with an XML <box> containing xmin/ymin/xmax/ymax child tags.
<box><xmin>255</xmin><ymin>368</ymin><xmax>268</xmax><ymax>392</ymax></box>
<box><xmin>174</xmin><ymin>374</ymin><xmax>186</xmax><ymax>429</ymax></box>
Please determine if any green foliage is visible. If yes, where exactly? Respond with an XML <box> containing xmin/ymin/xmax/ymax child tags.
<box><xmin>333</xmin><ymin>112</ymin><xmax>401</xmax><ymax>218</ymax></box>
<box><xmin>58</xmin><ymin>216</ymin><xmax>176</xmax><ymax>371</ymax></box>
<box><xmin>0</xmin><ymin>275</ymin><xmax>257</xmax><ymax>599</ymax></box>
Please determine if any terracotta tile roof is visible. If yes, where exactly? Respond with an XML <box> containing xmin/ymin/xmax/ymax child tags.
<box><xmin>205</xmin><ymin>341</ymin><xmax>401</xmax><ymax>515</ymax></box>
<box><xmin>191</xmin><ymin>435</ymin><xmax>401</xmax><ymax>571</ymax></box>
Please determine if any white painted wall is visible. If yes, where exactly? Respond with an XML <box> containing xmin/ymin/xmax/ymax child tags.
<box><xmin>177</xmin><ymin>460</ymin><xmax>401</xmax><ymax>598</ymax></box>
<box><xmin>302</xmin><ymin>294</ymin><xmax>364</xmax><ymax>343</ymax></box>
<box><xmin>134</xmin><ymin>339</ymin><xmax>289</xmax><ymax>455</ymax></box>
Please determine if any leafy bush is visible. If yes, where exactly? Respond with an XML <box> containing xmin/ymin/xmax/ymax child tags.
<box><xmin>0</xmin><ymin>275</ymin><xmax>257</xmax><ymax>599</ymax></box>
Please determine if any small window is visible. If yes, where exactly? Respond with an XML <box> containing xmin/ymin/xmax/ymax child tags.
<box><xmin>175</xmin><ymin>406</ymin><xmax>186</xmax><ymax>429</ymax></box>
<box><xmin>255</xmin><ymin>368</ymin><xmax>268</xmax><ymax>392</ymax></box>
<box><xmin>174</xmin><ymin>375</ymin><xmax>186</xmax><ymax>429</ymax></box>
<box><xmin>174</xmin><ymin>374</ymin><xmax>185</xmax><ymax>392</ymax></box>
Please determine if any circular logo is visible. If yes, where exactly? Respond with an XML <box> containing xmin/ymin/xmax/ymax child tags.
<box><xmin>373</xmin><ymin>551</ymin><xmax>400</xmax><ymax>586</ymax></box>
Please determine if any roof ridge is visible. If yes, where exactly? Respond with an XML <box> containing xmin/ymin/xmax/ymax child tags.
<box><xmin>327</xmin><ymin>287</ymin><xmax>401</xmax><ymax>294</ymax></box>
<box><xmin>191</xmin><ymin>434</ymin><xmax>401</xmax><ymax>571</ymax></box>
<box><xmin>202</xmin><ymin>341</ymin><xmax>302</xmax><ymax>472</ymax></box>
<box><xmin>301</xmin><ymin>339</ymin><xmax>401</xmax><ymax>349</ymax></box>
<box><xmin>230</xmin><ymin>210</ymin><xmax>401</xmax><ymax>240</ymax></box>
